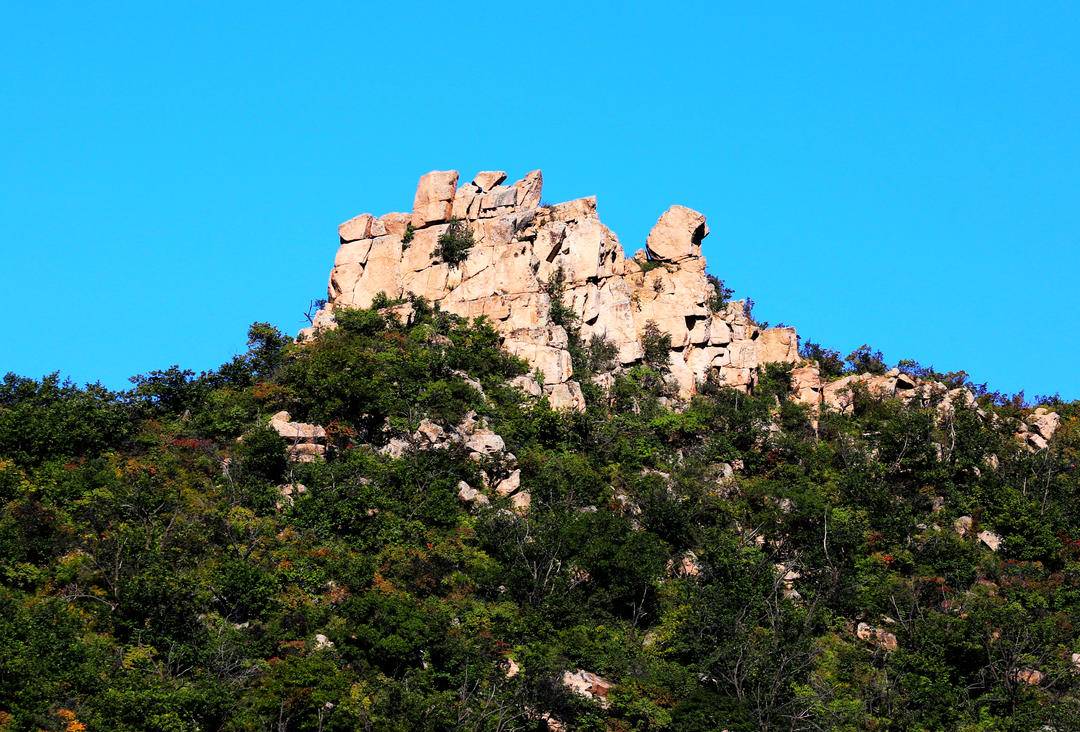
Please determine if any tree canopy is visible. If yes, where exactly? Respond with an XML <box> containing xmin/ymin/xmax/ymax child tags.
<box><xmin>0</xmin><ymin>303</ymin><xmax>1077</xmax><ymax>731</ymax></box>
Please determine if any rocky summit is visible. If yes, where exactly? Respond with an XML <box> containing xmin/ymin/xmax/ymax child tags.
<box><xmin>300</xmin><ymin>169</ymin><xmax>1064</xmax><ymax>448</ymax></box>
<box><xmin>302</xmin><ymin>169</ymin><xmax>798</xmax><ymax>410</ymax></box>
<box><xmin>2</xmin><ymin>167</ymin><xmax>1075</xmax><ymax>732</ymax></box>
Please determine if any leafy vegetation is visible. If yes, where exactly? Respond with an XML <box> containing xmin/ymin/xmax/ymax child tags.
<box><xmin>706</xmin><ymin>274</ymin><xmax>734</xmax><ymax>313</ymax></box>
<box><xmin>435</xmin><ymin>219</ymin><xmax>475</xmax><ymax>266</ymax></box>
<box><xmin>641</xmin><ymin>321</ymin><xmax>673</xmax><ymax>371</ymax></box>
<box><xmin>0</xmin><ymin>303</ymin><xmax>1077</xmax><ymax>730</ymax></box>
<box><xmin>543</xmin><ymin>267</ymin><xmax>619</xmax><ymax>387</ymax></box>
<box><xmin>800</xmin><ymin>340</ymin><xmax>892</xmax><ymax>379</ymax></box>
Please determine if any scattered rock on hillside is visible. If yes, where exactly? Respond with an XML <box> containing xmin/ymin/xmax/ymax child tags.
<box><xmin>1012</xmin><ymin>667</ymin><xmax>1043</xmax><ymax>686</ymax></box>
<box><xmin>269</xmin><ymin>411</ymin><xmax>327</xmax><ymax>462</ymax></box>
<box><xmin>954</xmin><ymin>516</ymin><xmax>974</xmax><ymax>537</ymax></box>
<box><xmin>561</xmin><ymin>670</ymin><xmax>613</xmax><ymax>707</ymax></box>
<box><xmin>276</xmin><ymin>482</ymin><xmax>307</xmax><ymax>509</ymax></box>
<box><xmin>978</xmin><ymin>530</ymin><xmax>1002</xmax><ymax>552</ymax></box>
<box><xmin>457</xmin><ymin>480</ymin><xmax>489</xmax><ymax>507</ymax></box>
<box><xmin>1016</xmin><ymin>407</ymin><xmax>1061</xmax><ymax>450</ymax></box>
<box><xmin>856</xmin><ymin>622</ymin><xmax>898</xmax><ymax>652</ymax></box>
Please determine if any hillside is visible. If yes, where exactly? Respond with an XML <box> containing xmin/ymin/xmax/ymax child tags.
<box><xmin>1</xmin><ymin>171</ymin><xmax>1078</xmax><ymax>731</ymax></box>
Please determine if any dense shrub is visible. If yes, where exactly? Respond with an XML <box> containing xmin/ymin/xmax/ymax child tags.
<box><xmin>0</xmin><ymin>304</ymin><xmax>1076</xmax><ymax>730</ymax></box>
<box><xmin>706</xmin><ymin>274</ymin><xmax>733</xmax><ymax>313</ymax></box>
<box><xmin>434</xmin><ymin>218</ymin><xmax>474</xmax><ymax>266</ymax></box>
<box><xmin>799</xmin><ymin>339</ymin><xmax>846</xmax><ymax>378</ymax></box>
<box><xmin>846</xmin><ymin>343</ymin><xmax>888</xmax><ymax>374</ymax></box>
<box><xmin>641</xmin><ymin>321</ymin><xmax>672</xmax><ymax>370</ymax></box>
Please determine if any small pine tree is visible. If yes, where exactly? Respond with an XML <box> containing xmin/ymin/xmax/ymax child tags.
<box><xmin>800</xmin><ymin>340</ymin><xmax>846</xmax><ymax>378</ymax></box>
<box><xmin>846</xmin><ymin>344</ymin><xmax>887</xmax><ymax>375</ymax></box>
<box><xmin>434</xmin><ymin>219</ymin><xmax>474</xmax><ymax>266</ymax></box>
<box><xmin>641</xmin><ymin>321</ymin><xmax>672</xmax><ymax>371</ymax></box>
<box><xmin>544</xmin><ymin>267</ymin><xmax>578</xmax><ymax>328</ymax></box>
<box><xmin>706</xmin><ymin>275</ymin><xmax>734</xmax><ymax>313</ymax></box>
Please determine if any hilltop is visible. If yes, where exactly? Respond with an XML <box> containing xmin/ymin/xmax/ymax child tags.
<box><xmin>0</xmin><ymin>170</ymin><xmax>1077</xmax><ymax>731</ymax></box>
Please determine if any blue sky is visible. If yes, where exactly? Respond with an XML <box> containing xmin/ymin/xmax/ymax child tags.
<box><xmin>2</xmin><ymin>2</ymin><xmax>1078</xmax><ymax>398</ymax></box>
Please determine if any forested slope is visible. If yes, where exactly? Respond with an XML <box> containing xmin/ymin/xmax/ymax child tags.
<box><xmin>1</xmin><ymin>300</ymin><xmax>1078</xmax><ymax>731</ymax></box>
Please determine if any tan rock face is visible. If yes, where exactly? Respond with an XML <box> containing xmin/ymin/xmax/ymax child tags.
<box><xmin>791</xmin><ymin>365</ymin><xmax>822</xmax><ymax>407</ymax></box>
<box><xmin>757</xmin><ymin>327</ymin><xmax>799</xmax><ymax>364</ymax></box>
<box><xmin>310</xmin><ymin>169</ymin><xmax>803</xmax><ymax>410</ymax></box>
<box><xmin>1016</xmin><ymin>406</ymin><xmax>1062</xmax><ymax>451</ymax></box>
<box><xmin>411</xmin><ymin>170</ymin><xmax>459</xmax><ymax>228</ymax></box>
<box><xmin>310</xmin><ymin>169</ymin><xmax>1053</xmax><ymax>436</ymax></box>
<box><xmin>473</xmin><ymin>170</ymin><xmax>507</xmax><ymax>192</ymax></box>
<box><xmin>1012</xmin><ymin>668</ymin><xmax>1044</xmax><ymax>686</ymax></box>
<box><xmin>646</xmin><ymin>205</ymin><xmax>708</xmax><ymax>262</ymax></box>
<box><xmin>561</xmin><ymin>670</ymin><xmax>613</xmax><ymax>707</ymax></box>
<box><xmin>978</xmin><ymin>530</ymin><xmax>1002</xmax><ymax>552</ymax></box>
<box><xmin>856</xmin><ymin>622</ymin><xmax>898</xmax><ymax>652</ymax></box>
<box><xmin>338</xmin><ymin>213</ymin><xmax>373</xmax><ymax>242</ymax></box>
<box><xmin>268</xmin><ymin>411</ymin><xmax>327</xmax><ymax>462</ymax></box>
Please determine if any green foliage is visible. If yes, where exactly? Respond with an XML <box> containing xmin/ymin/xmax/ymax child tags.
<box><xmin>235</xmin><ymin>424</ymin><xmax>289</xmax><ymax>484</ymax></box>
<box><xmin>641</xmin><ymin>320</ymin><xmax>672</xmax><ymax>371</ymax></box>
<box><xmin>544</xmin><ymin>266</ymin><xmax>577</xmax><ymax>329</ymax></box>
<box><xmin>434</xmin><ymin>218</ymin><xmax>474</xmax><ymax>266</ymax></box>
<box><xmin>276</xmin><ymin>304</ymin><xmax>524</xmax><ymax>436</ymax></box>
<box><xmin>706</xmin><ymin>274</ymin><xmax>733</xmax><ymax>313</ymax></box>
<box><xmin>0</xmin><ymin>305</ymin><xmax>1077</xmax><ymax>731</ymax></box>
<box><xmin>585</xmin><ymin>334</ymin><xmax>618</xmax><ymax>374</ymax></box>
<box><xmin>800</xmin><ymin>339</ymin><xmax>846</xmax><ymax>378</ymax></box>
<box><xmin>846</xmin><ymin>343</ymin><xmax>888</xmax><ymax>375</ymax></box>
<box><xmin>0</xmin><ymin>372</ymin><xmax>130</xmax><ymax>466</ymax></box>
<box><xmin>542</xmin><ymin>266</ymin><xmax>618</xmax><ymax>388</ymax></box>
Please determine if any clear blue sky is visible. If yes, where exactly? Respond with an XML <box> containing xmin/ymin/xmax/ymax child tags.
<box><xmin>3</xmin><ymin>2</ymin><xmax>1078</xmax><ymax>398</ymax></box>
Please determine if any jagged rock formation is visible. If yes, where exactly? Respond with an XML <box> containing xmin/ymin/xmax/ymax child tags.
<box><xmin>1018</xmin><ymin>407</ymin><xmax>1061</xmax><ymax>450</ymax></box>
<box><xmin>298</xmin><ymin>168</ymin><xmax>1061</xmax><ymax>450</ymax></box>
<box><xmin>302</xmin><ymin>169</ymin><xmax>799</xmax><ymax>409</ymax></box>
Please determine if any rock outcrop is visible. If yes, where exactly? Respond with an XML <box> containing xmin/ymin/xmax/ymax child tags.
<box><xmin>302</xmin><ymin>169</ymin><xmax>802</xmax><ymax>409</ymax></box>
<box><xmin>1016</xmin><ymin>407</ymin><xmax>1061</xmax><ymax>450</ymax></box>
<box><xmin>561</xmin><ymin>669</ymin><xmax>614</xmax><ymax>707</ymax></box>
<box><xmin>268</xmin><ymin>411</ymin><xmax>327</xmax><ymax>462</ymax></box>
<box><xmin>298</xmin><ymin>168</ymin><xmax>1063</xmax><ymax>453</ymax></box>
<box><xmin>856</xmin><ymin>621</ymin><xmax>899</xmax><ymax>652</ymax></box>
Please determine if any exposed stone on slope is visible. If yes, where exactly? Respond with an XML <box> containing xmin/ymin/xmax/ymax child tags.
<box><xmin>276</xmin><ymin>482</ymin><xmax>307</xmax><ymax>509</ymax></box>
<box><xmin>457</xmin><ymin>480</ymin><xmax>489</xmax><ymax>507</ymax></box>
<box><xmin>268</xmin><ymin>411</ymin><xmax>327</xmax><ymax>462</ymax></box>
<box><xmin>775</xmin><ymin>562</ymin><xmax>801</xmax><ymax>600</ymax></box>
<box><xmin>510</xmin><ymin>490</ymin><xmax>531</xmax><ymax>514</ymax></box>
<box><xmin>954</xmin><ymin>516</ymin><xmax>974</xmax><ymax>537</ymax></box>
<box><xmin>801</xmin><ymin>361</ymin><xmax>1060</xmax><ymax>452</ymax></box>
<box><xmin>978</xmin><ymin>529</ymin><xmax>1002</xmax><ymax>552</ymax></box>
<box><xmin>1016</xmin><ymin>406</ymin><xmax>1061</xmax><ymax>450</ymax></box>
<box><xmin>412</xmin><ymin>170</ymin><xmax>459</xmax><ymax>228</ymax></box>
<box><xmin>790</xmin><ymin>365</ymin><xmax>823</xmax><ymax>410</ymax></box>
<box><xmin>494</xmin><ymin>469</ymin><xmax>521</xmax><ymax>497</ymax></box>
<box><xmin>338</xmin><ymin>213</ymin><xmax>373</xmax><ymax>242</ymax></box>
<box><xmin>856</xmin><ymin>622</ymin><xmax>898</xmax><ymax>652</ymax></box>
<box><xmin>646</xmin><ymin>205</ymin><xmax>708</xmax><ymax>262</ymax></box>
<box><xmin>672</xmin><ymin>551</ymin><xmax>702</xmax><ymax>578</ymax></box>
<box><xmin>465</xmin><ymin>429</ymin><xmax>505</xmax><ymax>456</ymax></box>
<box><xmin>1012</xmin><ymin>668</ymin><xmax>1044</xmax><ymax>686</ymax></box>
<box><xmin>561</xmin><ymin>670</ymin><xmax>613</xmax><ymax>707</ymax></box>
